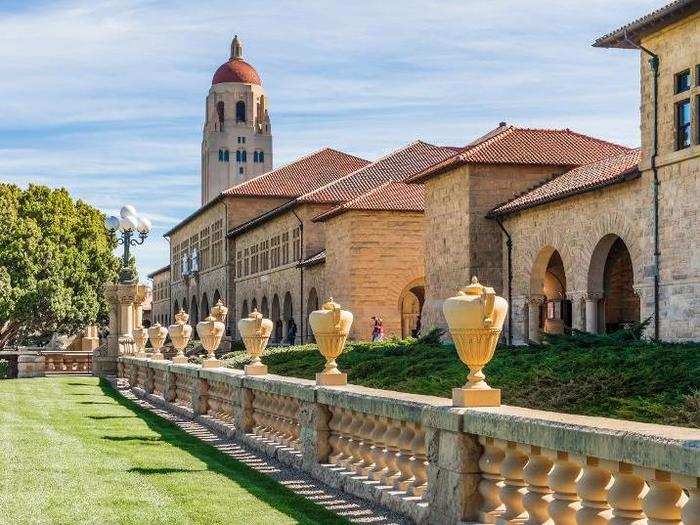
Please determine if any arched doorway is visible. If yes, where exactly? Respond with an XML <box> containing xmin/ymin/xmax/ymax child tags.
<box><xmin>241</xmin><ymin>300</ymin><xmax>249</xmax><ymax>319</ymax></box>
<box><xmin>201</xmin><ymin>293</ymin><xmax>210</xmax><ymax>321</ymax></box>
<box><xmin>173</xmin><ymin>300</ymin><xmax>179</xmax><ymax>317</ymax></box>
<box><xmin>283</xmin><ymin>292</ymin><xmax>294</xmax><ymax>344</ymax></box>
<box><xmin>251</xmin><ymin>297</ymin><xmax>258</xmax><ymax>313</ymax></box>
<box><xmin>588</xmin><ymin>235</ymin><xmax>639</xmax><ymax>333</ymax></box>
<box><xmin>306</xmin><ymin>288</ymin><xmax>319</xmax><ymax>341</ymax></box>
<box><xmin>272</xmin><ymin>294</ymin><xmax>282</xmax><ymax>343</ymax></box>
<box><xmin>190</xmin><ymin>296</ymin><xmax>199</xmax><ymax>328</ymax></box>
<box><xmin>182</xmin><ymin>298</ymin><xmax>188</xmax><ymax>315</ymax></box>
<box><xmin>529</xmin><ymin>246</ymin><xmax>570</xmax><ymax>341</ymax></box>
<box><xmin>400</xmin><ymin>282</ymin><xmax>425</xmax><ymax>339</ymax></box>
<box><xmin>261</xmin><ymin>296</ymin><xmax>269</xmax><ymax>318</ymax></box>
<box><xmin>213</xmin><ymin>289</ymin><xmax>221</xmax><ymax>306</ymax></box>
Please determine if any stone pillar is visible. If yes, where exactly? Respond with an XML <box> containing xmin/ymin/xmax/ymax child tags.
<box><xmin>585</xmin><ymin>293</ymin><xmax>602</xmax><ymax>334</ymax></box>
<box><xmin>527</xmin><ymin>295</ymin><xmax>545</xmax><ymax>343</ymax></box>
<box><xmin>299</xmin><ymin>401</ymin><xmax>331</xmax><ymax>473</ymax></box>
<box><xmin>424</xmin><ymin>421</ymin><xmax>482</xmax><ymax>524</ymax></box>
<box><xmin>567</xmin><ymin>292</ymin><xmax>586</xmax><ymax>332</ymax></box>
<box><xmin>192</xmin><ymin>376</ymin><xmax>209</xmax><ymax>416</ymax></box>
<box><xmin>234</xmin><ymin>388</ymin><xmax>254</xmax><ymax>437</ymax></box>
<box><xmin>81</xmin><ymin>325</ymin><xmax>100</xmax><ymax>351</ymax></box>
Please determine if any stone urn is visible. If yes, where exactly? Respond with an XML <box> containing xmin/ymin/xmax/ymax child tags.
<box><xmin>132</xmin><ymin>326</ymin><xmax>149</xmax><ymax>358</ymax></box>
<box><xmin>197</xmin><ymin>300</ymin><xmax>228</xmax><ymax>369</ymax></box>
<box><xmin>148</xmin><ymin>323</ymin><xmax>168</xmax><ymax>360</ymax></box>
<box><xmin>443</xmin><ymin>276</ymin><xmax>508</xmax><ymax>407</ymax></box>
<box><xmin>169</xmin><ymin>309</ymin><xmax>192</xmax><ymax>364</ymax></box>
<box><xmin>309</xmin><ymin>297</ymin><xmax>353</xmax><ymax>386</ymax></box>
<box><xmin>238</xmin><ymin>308</ymin><xmax>273</xmax><ymax>375</ymax></box>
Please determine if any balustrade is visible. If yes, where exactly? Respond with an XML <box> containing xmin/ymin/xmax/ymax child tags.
<box><xmin>251</xmin><ymin>390</ymin><xmax>300</xmax><ymax>450</ymax></box>
<box><xmin>205</xmin><ymin>379</ymin><xmax>236</xmax><ymax>422</ymax></box>
<box><xmin>173</xmin><ymin>371</ymin><xmax>194</xmax><ymax>407</ymax></box>
<box><xmin>152</xmin><ymin>369</ymin><xmax>166</xmax><ymax>397</ymax></box>
<box><xmin>43</xmin><ymin>351</ymin><xmax>92</xmax><ymax>374</ymax></box>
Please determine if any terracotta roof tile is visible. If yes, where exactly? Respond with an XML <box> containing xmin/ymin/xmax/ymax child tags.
<box><xmin>408</xmin><ymin>125</ymin><xmax>633</xmax><ymax>183</ymax></box>
<box><xmin>313</xmin><ymin>182</ymin><xmax>424</xmax><ymax>222</ymax></box>
<box><xmin>223</xmin><ymin>148</ymin><xmax>369</xmax><ymax>198</ymax></box>
<box><xmin>298</xmin><ymin>249</ymin><xmax>326</xmax><ymax>267</ymax></box>
<box><xmin>490</xmin><ymin>149</ymin><xmax>641</xmax><ymax>217</ymax></box>
<box><xmin>299</xmin><ymin>141</ymin><xmax>455</xmax><ymax>203</ymax></box>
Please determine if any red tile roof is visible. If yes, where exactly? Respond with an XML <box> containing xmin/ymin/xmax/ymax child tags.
<box><xmin>313</xmin><ymin>181</ymin><xmax>424</xmax><ymax>222</ymax></box>
<box><xmin>300</xmin><ymin>141</ymin><xmax>455</xmax><ymax>204</ymax></box>
<box><xmin>489</xmin><ymin>149</ymin><xmax>642</xmax><ymax>217</ymax></box>
<box><xmin>298</xmin><ymin>249</ymin><xmax>326</xmax><ymax>267</ymax></box>
<box><xmin>223</xmin><ymin>148</ymin><xmax>370</xmax><ymax>198</ymax></box>
<box><xmin>407</xmin><ymin>125</ymin><xmax>634</xmax><ymax>183</ymax></box>
<box><xmin>212</xmin><ymin>58</ymin><xmax>262</xmax><ymax>86</ymax></box>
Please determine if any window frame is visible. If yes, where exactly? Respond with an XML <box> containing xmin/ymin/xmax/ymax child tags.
<box><xmin>675</xmin><ymin>69</ymin><xmax>691</xmax><ymax>94</ymax></box>
<box><xmin>676</xmin><ymin>98</ymin><xmax>692</xmax><ymax>150</ymax></box>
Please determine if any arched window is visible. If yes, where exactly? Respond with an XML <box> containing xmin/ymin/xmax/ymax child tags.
<box><xmin>236</xmin><ymin>101</ymin><xmax>246</xmax><ymax>122</ymax></box>
<box><xmin>259</xmin><ymin>151</ymin><xmax>264</xmax><ymax>163</ymax></box>
<box><xmin>242</xmin><ymin>150</ymin><xmax>247</xmax><ymax>163</ymax></box>
<box><xmin>216</xmin><ymin>101</ymin><xmax>225</xmax><ymax>127</ymax></box>
<box><xmin>253</xmin><ymin>151</ymin><xmax>259</xmax><ymax>163</ymax></box>
<box><xmin>218</xmin><ymin>149</ymin><xmax>223</xmax><ymax>161</ymax></box>
<box><xmin>236</xmin><ymin>150</ymin><xmax>241</xmax><ymax>162</ymax></box>
<box><xmin>223</xmin><ymin>150</ymin><xmax>229</xmax><ymax>162</ymax></box>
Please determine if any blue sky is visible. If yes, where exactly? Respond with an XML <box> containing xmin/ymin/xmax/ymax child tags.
<box><xmin>0</xmin><ymin>0</ymin><xmax>660</xmax><ymax>278</ymax></box>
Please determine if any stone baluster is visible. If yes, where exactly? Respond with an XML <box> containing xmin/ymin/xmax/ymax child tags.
<box><xmin>281</xmin><ymin>397</ymin><xmax>295</xmax><ymax>445</ymax></box>
<box><xmin>251</xmin><ymin>391</ymin><xmax>264</xmax><ymax>435</ymax></box>
<box><xmin>394</xmin><ymin>421</ymin><xmax>417</xmax><ymax>492</ymax></box>
<box><xmin>522</xmin><ymin>445</ymin><xmax>553</xmax><ymax>525</ymax></box>
<box><xmin>497</xmin><ymin>440</ymin><xmax>529</xmax><ymax>524</ymax></box>
<box><xmin>163</xmin><ymin>369</ymin><xmax>176</xmax><ymax>402</ymax></box>
<box><xmin>368</xmin><ymin>416</ymin><xmax>389</xmax><ymax>481</ymax></box>
<box><xmin>344</xmin><ymin>411</ymin><xmax>365</xmax><ymax>469</ymax></box>
<box><xmin>546</xmin><ymin>451</ymin><xmax>581</xmax><ymax>525</ymax></box>
<box><xmin>382</xmin><ymin>418</ymin><xmax>402</xmax><ymax>486</ymax></box>
<box><xmin>681</xmin><ymin>476</ymin><xmax>699</xmax><ymax>525</ymax></box>
<box><xmin>355</xmin><ymin>414</ymin><xmax>377</xmax><ymax>476</ymax></box>
<box><xmin>327</xmin><ymin>407</ymin><xmax>344</xmax><ymax>464</ymax></box>
<box><xmin>479</xmin><ymin>436</ymin><xmax>506</xmax><ymax>524</ymax></box>
<box><xmin>575</xmin><ymin>456</ymin><xmax>612</xmax><ymax>524</ymax></box>
<box><xmin>642</xmin><ymin>469</ymin><xmax>687</xmax><ymax>525</ymax></box>
<box><xmin>607</xmin><ymin>462</ymin><xmax>648</xmax><ymax>524</ymax></box>
<box><xmin>408</xmin><ymin>425</ymin><xmax>428</xmax><ymax>498</ymax></box>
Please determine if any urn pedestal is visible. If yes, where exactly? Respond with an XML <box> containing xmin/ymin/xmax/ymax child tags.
<box><xmin>197</xmin><ymin>300</ymin><xmax>228</xmax><ymax>369</ymax></box>
<box><xmin>148</xmin><ymin>323</ymin><xmax>168</xmax><ymax>360</ymax></box>
<box><xmin>132</xmin><ymin>326</ymin><xmax>149</xmax><ymax>358</ymax></box>
<box><xmin>238</xmin><ymin>308</ymin><xmax>272</xmax><ymax>375</ymax></box>
<box><xmin>309</xmin><ymin>298</ymin><xmax>353</xmax><ymax>386</ymax></box>
<box><xmin>169</xmin><ymin>310</ymin><xmax>192</xmax><ymax>364</ymax></box>
<box><xmin>443</xmin><ymin>277</ymin><xmax>508</xmax><ymax>407</ymax></box>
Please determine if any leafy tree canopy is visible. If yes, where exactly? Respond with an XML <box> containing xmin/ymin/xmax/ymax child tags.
<box><xmin>0</xmin><ymin>183</ymin><xmax>120</xmax><ymax>348</ymax></box>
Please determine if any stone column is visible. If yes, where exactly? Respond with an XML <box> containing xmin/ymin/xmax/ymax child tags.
<box><xmin>98</xmin><ymin>282</ymin><xmax>143</xmax><ymax>377</ymax></box>
<box><xmin>299</xmin><ymin>401</ymin><xmax>331</xmax><ymax>473</ymax></box>
<box><xmin>585</xmin><ymin>293</ymin><xmax>603</xmax><ymax>334</ymax></box>
<box><xmin>527</xmin><ymin>295</ymin><xmax>545</xmax><ymax>343</ymax></box>
<box><xmin>191</xmin><ymin>376</ymin><xmax>209</xmax><ymax>416</ymax></box>
<box><xmin>567</xmin><ymin>292</ymin><xmax>586</xmax><ymax>332</ymax></box>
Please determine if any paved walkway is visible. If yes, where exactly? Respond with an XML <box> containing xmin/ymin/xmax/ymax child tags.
<box><xmin>116</xmin><ymin>384</ymin><xmax>412</xmax><ymax>524</ymax></box>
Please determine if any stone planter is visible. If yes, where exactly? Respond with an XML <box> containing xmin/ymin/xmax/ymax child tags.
<box><xmin>443</xmin><ymin>276</ymin><xmax>507</xmax><ymax>407</ymax></box>
<box><xmin>309</xmin><ymin>298</ymin><xmax>353</xmax><ymax>386</ymax></box>
<box><xmin>132</xmin><ymin>326</ymin><xmax>149</xmax><ymax>358</ymax></box>
<box><xmin>238</xmin><ymin>308</ymin><xmax>273</xmax><ymax>375</ymax></box>
<box><xmin>197</xmin><ymin>300</ymin><xmax>228</xmax><ymax>369</ymax></box>
<box><xmin>148</xmin><ymin>323</ymin><xmax>168</xmax><ymax>360</ymax></box>
<box><xmin>169</xmin><ymin>310</ymin><xmax>192</xmax><ymax>364</ymax></box>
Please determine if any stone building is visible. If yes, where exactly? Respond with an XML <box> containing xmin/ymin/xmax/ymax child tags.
<box><xmin>231</xmin><ymin>141</ymin><xmax>455</xmax><ymax>342</ymax></box>
<box><xmin>147</xmin><ymin>264</ymin><xmax>171</xmax><ymax>326</ymax></box>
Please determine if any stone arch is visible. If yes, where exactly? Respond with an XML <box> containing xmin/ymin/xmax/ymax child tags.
<box><xmin>528</xmin><ymin>245</ymin><xmax>571</xmax><ymax>338</ymax></box>
<box><xmin>201</xmin><ymin>293</ymin><xmax>210</xmax><ymax>320</ymax></box>
<box><xmin>251</xmin><ymin>297</ymin><xmax>258</xmax><ymax>313</ymax></box>
<box><xmin>241</xmin><ymin>300</ymin><xmax>249</xmax><ymax>320</ymax></box>
<box><xmin>236</xmin><ymin>100</ymin><xmax>246</xmax><ymax>122</ymax></box>
<box><xmin>190</xmin><ymin>296</ymin><xmax>199</xmax><ymax>327</ymax></box>
<box><xmin>283</xmin><ymin>292</ymin><xmax>294</xmax><ymax>344</ymax></box>
<box><xmin>213</xmin><ymin>289</ymin><xmax>221</xmax><ymax>306</ymax></box>
<box><xmin>261</xmin><ymin>296</ymin><xmax>269</xmax><ymax>318</ymax></box>
<box><xmin>272</xmin><ymin>294</ymin><xmax>282</xmax><ymax>343</ymax></box>
<box><xmin>182</xmin><ymin>298</ymin><xmax>188</xmax><ymax>314</ymax></box>
<box><xmin>306</xmin><ymin>288</ymin><xmax>319</xmax><ymax>340</ymax></box>
<box><xmin>398</xmin><ymin>277</ymin><xmax>425</xmax><ymax>339</ymax></box>
<box><xmin>173</xmin><ymin>300</ymin><xmax>179</xmax><ymax>317</ymax></box>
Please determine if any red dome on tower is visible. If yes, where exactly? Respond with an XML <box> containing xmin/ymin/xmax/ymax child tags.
<box><xmin>212</xmin><ymin>35</ymin><xmax>261</xmax><ymax>86</ymax></box>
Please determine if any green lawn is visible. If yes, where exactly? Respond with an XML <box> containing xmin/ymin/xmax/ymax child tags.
<box><xmin>223</xmin><ymin>330</ymin><xmax>700</xmax><ymax>427</ymax></box>
<box><xmin>0</xmin><ymin>376</ymin><xmax>347</xmax><ymax>525</ymax></box>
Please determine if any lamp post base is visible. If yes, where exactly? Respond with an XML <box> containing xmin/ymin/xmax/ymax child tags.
<box><xmin>452</xmin><ymin>387</ymin><xmax>501</xmax><ymax>407</ymax></box>
<box><xmin>245</xmin><ymin>363</ymin><xmax>268</xmax><ymax>375</ymax></box>
<box><xmin>316</xmin><ymin>372</ymin><xmax>347</xmax><ymax>386</ymax></box>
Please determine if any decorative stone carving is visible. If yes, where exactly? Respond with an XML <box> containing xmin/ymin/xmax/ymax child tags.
<box><xmin>308</xmin><ymin>297</ymin><xmax>353</xmax><ymax>386</ymax></box>
<box><xmin>237</xmin><ymin>308</ymin><xmax>272</xmax><ymax>375</ymax></box>
<box><xmin>443</xmin><ymin>276</ymin><xmax>508</xmax><ymax>407</ymax></box>
<box><xmin>169</xmin><ymin>309</ymin><xmax>192</xmax><ymax>364</ymax></box>
<box><xmin>147</xmin><ymin>323</ymin><xmax>168</xmax><ymax>360</ymax></box>
<box><xmin>197</xmin><ymin>301</ymin><xmax>227</xmax><ymax>368</ymax></box>
<box><xmin>132</xmin><ymin>326</ymin><xmax>149</xmax><ymax>358</ymax></box>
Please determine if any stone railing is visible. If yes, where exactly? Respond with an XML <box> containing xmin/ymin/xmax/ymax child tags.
<box><xmin>42</xmin><ymin>351</ymin><xmax>92</xmax><ymax>374</ymax></box>
<box><xmin>117</xmin><ymin>356</ymin><xmax>699</xmax><ymax>524</ymax></box>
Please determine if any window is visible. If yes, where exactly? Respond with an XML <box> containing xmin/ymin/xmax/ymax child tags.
<box><xmin>236</xmin><ymin>250</ymin><xmax>243</xmax><ymax>278</ymax></box>
<box><xmin>292</xmin><ymin>227</ymin><xmax>301</xmax><ymax>261</ymax></box>
<box><xmin>211</xmin><ymin>219</ymin><xmax>223</xmax><ymax>266</ymax></box>
<box><xmin>270</xmin><ymin>235</ymin><xmax>280</xmax><ymax>268</ymax></box>
<box><xmin>676</xmin><ymin>69</ymin><xmax>691</xmax><ymax>93</ymax></box>
<box><xmin>676</xmin><ymin>99</ymin><xmax>691</xmax><ymax>149</ymax></box>
<box><xmin>241</xmin><ymin>150</ymin><xmax>247</xmax><ymax>163</ymax></box>
<box><xmin>218</xmin><ymin>149</ymin><xmax>223</xmax><ymax>161</ymax></box>
<box><xmin>253</xmin><ymin>151</ymin><xmax>259</xmax><ymax>163</ymax></box>
<box><xmin>244</xmin><ymin>248</ymin><xmax>250</xmax><ymax>276</ymax></box>
<box><xmin>261</xmin><ymin>240</ymin><xmax>269</xmax><ymax>271</ymax></box>
<box><xmin>236</xmin><ymin>150</ymin><xmax>241</xmax><ymax>162</ymax></box>
<box><xmin>223</xmin><ymin>150</ymin><xmax>229</xmax><ymax>162</ymax></box>
<box><xmin>199</xmin><ymin>226</ymin><xmax>210</xmax><ymax>270</ymax></box>
<box><xmin>259</xmin><ymin>151</ymin><xmax>264</xmax><ymax>163</ymax></box>
<box><xmin>239</xmin><ymin>167</ymin><xmax>244</xmax><ymax>175</ymax></box>
<box><xmin>281</xmin><ymin>232</ymin><xmax>289</xmax><ymax>265</ymax></box>
<box><xmin>236</xmin><ymin>101</ymin><xmax>246</xmax><ymax>122</ymax></box>
<box><xmin>250</xmin><ymin>244</ymin><xmax>259</xmax><ymax>274</ymax></box>
<box><xmin>216</xmin><ymin>101</ymin><xmax>225</xmax><ymax>127</ymax></box>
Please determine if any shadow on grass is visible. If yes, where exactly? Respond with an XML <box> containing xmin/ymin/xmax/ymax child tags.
<box><xmin>66</xmin><ymin>382</ymin><xmax>97</xmax><ymax>386</ymax></box>
<box><xmin>127</xmin><ymin>467</ymin><xmax>205</xmax><ymax>475</ymax></box>
<box><xmin>102</xmin><ymin>435</ymin><xmax>163</xmax><ymax>443</ymax></box>
<box><xmin>78</xmin><ymin>401</ymin><xmax>117</xmax><ymax>405</ymax></box>
<box><xmin>97</xmin><ymin>379</ymin><xmax>348</xmax><ymax>525</ymax></box>
<box><xmin>68</xmin><ymin>393</ymin><xmax>95</xmax><ymax>396</ymax></box>
<box><xmin>87</xmin><ymin>415</ymin><xmax>138</xmax><ymax>420</ymax></box>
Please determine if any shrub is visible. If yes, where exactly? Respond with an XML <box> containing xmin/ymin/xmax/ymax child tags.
<box><xmin>0</xmin><ymin>359</ymin><xmax>8</xmax><ymax>379</ymax></box>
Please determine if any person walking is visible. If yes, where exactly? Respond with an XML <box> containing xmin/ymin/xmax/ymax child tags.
<box><xmin>371</xmin><ymin>316</ymin><xmax>384</xmax><ymax>342</ymax></box>
<box><xmin>286</xmin><ymin>318</ymin><xmax>297</xmax><ymax>345</ymax></box>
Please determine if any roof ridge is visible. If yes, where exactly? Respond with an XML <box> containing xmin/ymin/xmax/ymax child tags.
<box><xmin>460</xmin><ymin>125</ymin><xmax>516</xmax><ymax>158</ymax></box>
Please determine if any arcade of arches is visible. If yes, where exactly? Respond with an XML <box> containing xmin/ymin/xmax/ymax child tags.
<box><xmin>525</xmin><ymin>235</ymin><xmax>640</xmax><ymax>343</ymax></box>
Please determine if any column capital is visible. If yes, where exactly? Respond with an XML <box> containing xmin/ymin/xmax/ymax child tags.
<box><xmin>566</xmin><ymin>291</ymin><xmax>587</xmax><ymax>302</ymax></box>
<box><xmin>527</xmin><ymin>294</ymin><xmax>546</xmax><ymax>306</ymax></box>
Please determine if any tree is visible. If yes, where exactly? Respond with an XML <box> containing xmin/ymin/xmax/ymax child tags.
<box><xmin>0</xmin><ymin>183</ymin><xmax>120</xmax><ymax>349</ymax></box>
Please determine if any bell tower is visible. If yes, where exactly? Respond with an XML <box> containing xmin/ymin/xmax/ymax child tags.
<box><xmin>201</xmin><ymin>36</ymin><xmax>273</xmax><ymax>205</ymax></box>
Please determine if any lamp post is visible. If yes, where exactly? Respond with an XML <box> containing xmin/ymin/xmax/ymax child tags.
<box><xmin>105</xmin><ymin>205</ymin><xmax>151</xmax><ymax>284</ymax></box>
